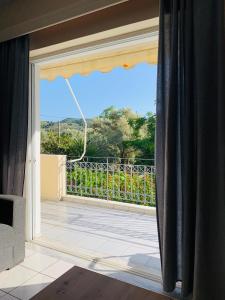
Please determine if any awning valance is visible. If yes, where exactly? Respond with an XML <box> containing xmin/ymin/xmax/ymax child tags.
<box><xmin>40</xmin><ymin>41</ymin><xmax>158</xmax><ymax>80</ymax></box>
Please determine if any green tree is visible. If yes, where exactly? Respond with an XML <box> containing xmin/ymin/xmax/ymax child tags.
<box><xmin>124</xmin><ymin>112</ymin><xmax>156</xmax><ymax>161</ymax></box>
<box><xmin>87</xmin><ymin>107</ymin><xmax>138</xmax><ymax>158</ymax></box>
<box><xmin>41</xmin><ymin>131</ymin><xmax>85</xmax><ymax>158</ymax></box>
<box><xmin>41</xmin><ymin>107</ymin><xmax>156</xmax><ymax>161</ymax></box>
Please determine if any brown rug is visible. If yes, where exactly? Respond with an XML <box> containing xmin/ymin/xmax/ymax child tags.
<box><xmin>31</xmin><ymin>266</ymin><xmax>174</xmax><ymax>300</ymax></box>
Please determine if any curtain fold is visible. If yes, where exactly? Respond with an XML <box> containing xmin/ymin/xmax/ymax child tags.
<box><xmin>156</xmin><ymin>0</ymin><xmax>225</xmax><ymax>299</ymax></box>
<box><xmin>0</xmin><ymin>36</ymin><xmax>29</xmax><ymax>196</ymax></box>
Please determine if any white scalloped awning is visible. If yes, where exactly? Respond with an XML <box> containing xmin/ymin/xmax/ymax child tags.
<box><xmin>40</xmin><ymin>41</ymin><xmax>158</xmax><ymax>80</ymax></box>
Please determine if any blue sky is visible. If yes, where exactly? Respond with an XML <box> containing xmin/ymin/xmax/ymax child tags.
<box><xmin>40</xmin><ymin>63</ymin><xmax>157</xmax><ymax>121</ymax></box>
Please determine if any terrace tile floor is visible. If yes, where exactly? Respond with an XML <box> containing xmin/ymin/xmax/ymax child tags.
<box><xmin>38</xmin><ymin>200</ymin><xmax>161</xmax><ymax>279</ymax></box>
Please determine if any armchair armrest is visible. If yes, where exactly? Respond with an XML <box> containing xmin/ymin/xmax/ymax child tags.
<box><xmin>0</xmin><ymin>195</ymin><xmax>25</xmax><ymax>233</ymax></box>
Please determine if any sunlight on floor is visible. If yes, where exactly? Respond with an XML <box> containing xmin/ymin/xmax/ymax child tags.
<box><xmin>0</xmin><ymin>242</ymin><xmax>162</xmax><ymax>300</ymax></box>
<box><xmin>39</xmin><ymin>200</ymin><xmax>161</xmax><ymax>277</ymax></box>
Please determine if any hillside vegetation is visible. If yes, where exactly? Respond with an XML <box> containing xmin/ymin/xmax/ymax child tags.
<box><xmin>41</xmin><ymin>106</ymin><xmax>156</xmax><ymax>162</ymax></box>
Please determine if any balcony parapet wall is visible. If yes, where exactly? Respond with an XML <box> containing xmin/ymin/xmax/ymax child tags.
<box><xmin>41</xmin><ymin>154</ymin><xmax>66</xmax><ymax>201</ymax></box>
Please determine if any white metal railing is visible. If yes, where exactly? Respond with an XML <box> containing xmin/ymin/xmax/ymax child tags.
<box><xmin>66</xmin><ymin>157</ymin><xmax>156</xmax><ymax>206</ymax></box>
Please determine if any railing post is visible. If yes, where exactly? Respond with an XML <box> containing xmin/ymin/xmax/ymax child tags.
<box><xmin>106</xmin><ymin>157</ymin><xmax>109</xmax><ymax>200</ymax></box>
<box><xmin>144</xmin><ymin>165</ymin><xmax>147</xmax><ymax>205</ymax></box>
<box><xmin>130</xmin><ymin>165</ymin><xmax>133</xmax><ymax>203</ymax></box>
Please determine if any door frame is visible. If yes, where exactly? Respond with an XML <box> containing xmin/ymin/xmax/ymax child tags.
<box><xmin>26</xmin><ymin>26</ymin><xmax>158</xmax><ymax>241</ymax></box>
<box><xmin>25</xmin><ymin>63</ymin><xmax>41</xmax><ymax>240</ymax></box>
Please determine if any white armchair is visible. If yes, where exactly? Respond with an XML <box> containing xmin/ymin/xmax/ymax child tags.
<box><xmin>0</xmin><ymin>195</ymin><xmax>25</xmax><ymax>272</ymax></box>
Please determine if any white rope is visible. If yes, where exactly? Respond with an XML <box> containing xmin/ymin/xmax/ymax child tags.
<box><xmin>65</xmin><ymin>78</ymin><xmax>87</xmax><ymax>163</ymax></box>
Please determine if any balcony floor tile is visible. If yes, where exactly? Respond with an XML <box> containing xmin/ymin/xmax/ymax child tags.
<box><xmin>40</xmin><ymin>200</ymin><xmax>161</xmax><ymax>278</ymax></box>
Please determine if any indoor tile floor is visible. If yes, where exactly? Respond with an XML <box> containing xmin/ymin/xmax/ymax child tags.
<box><xmin>0</xmin><ymin>242</ymin><xmax>163</xmax><ymax>300</ymax></box>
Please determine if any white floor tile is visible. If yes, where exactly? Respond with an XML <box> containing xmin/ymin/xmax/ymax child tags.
<box><xmin>21</xmin><ymin>253</ymin><xmax>58</xmax><ymax>272</ymax></box>
<box><xmin>25</xmin><ymin>243</ymin><xmax>90</xmax><ymax>269</ymax></box>
<box><xmin>96</xmin><ymin>240</ymin><xmax>130</xmax><ymax>258</ymax></box>
<box><xmin>0</xmin><ymin>265</ymin><xmax>37</xmax><ymax>293</ymax></box>
<box><xmin>0</xmin><ymin>294</ymin><xmax>18</xmax><ymax>300</ymax></box>
<box><xmin>145</xmin><ymin>256</ymin><xmax>161</xmax><ymax>270</ymax></box>
<box><xmin>0</xmin><ymin>242</ymin><xmax>163</xmax><ymax>298</ymax></box>
<box><xmin>108</xmin><ymin>270</ymin><xmax>162</xmax><ymax>293</ymax></box>
<box><xmin>25</xmin><ymin>248</ymin><xmax>35</xmax><ymax>258</ymax></box>
<box><xmin>76</xmin><ymin>236</ymin><xmax>106</xmax><ymax>252</ymax></box>
<box><xmin>41</xmin><ymin>225</ymin><xmax>64</xmax><ymax>240</ymax></box>
<box><xmin>10</xmin><ymin>273</ymin><xmax>54</xmax><ymax>300</ymax></box>
<box><xmin>56</xmin><ymin>230</ymin><xmax>89</xmax><ymax>244</ymax></box>
<box><xmin>55</xmin><ymin>233</ymin><xmax>84</xmax><ymax>249</ymax></box>
<box><xmin>41</xmin><ymin>260</ymin><xmax>74</xmax><ymax>279</ymax></box>
<box><xmin>0</xmin><ymin>290</ymin><xmax>6</xmax><ymax>297</ymax></box>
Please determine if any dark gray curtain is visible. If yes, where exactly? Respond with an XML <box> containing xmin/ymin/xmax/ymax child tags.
<box><xmin>0</xmin><ymin>36</ymin><xmax>29</xmax><ymax>196</ymax></box>
<box><xmin>156</xmin><ymin>0</ymin><xmax>225</xmax><ymax>299</ymax></box>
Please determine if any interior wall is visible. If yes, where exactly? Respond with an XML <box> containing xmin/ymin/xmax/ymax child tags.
<box><xmin>30</xmin><ymin>0</ymin><xmax>159</xmax><ymax>50</ymax></box>
<box><xmin>0</xmin><ymin>0</ymin><xmax>128</xmax><ymax>43</ymax></box>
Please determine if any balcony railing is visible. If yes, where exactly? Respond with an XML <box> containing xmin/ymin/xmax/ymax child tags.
<box><xmin>66</xmin><ymin>157</ymin><xmax>156</xmax><ymax>206</ymax></box>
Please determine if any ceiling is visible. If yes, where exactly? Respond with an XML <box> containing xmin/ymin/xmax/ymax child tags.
<box><xmin>0</xmin><ymin>0</ymin><xmax>12</xmax><ymax>7</ymax></box>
